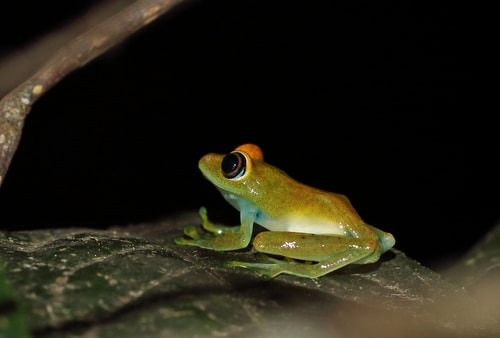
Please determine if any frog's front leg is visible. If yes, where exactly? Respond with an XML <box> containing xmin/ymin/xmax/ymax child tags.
<box><xmin>175</xmin><ymin>207</ymin><xmax>254</xmax><ymax>251</ymax></box>
<box><xmin>228</xmin><ymin>231</ymin><xmax>381</xmax><ymax>279</ymax></box>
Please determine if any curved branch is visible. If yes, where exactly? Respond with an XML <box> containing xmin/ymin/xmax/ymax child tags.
<box><xmin>0</xmin><ymin>0</ymin><xmax>188</xmax><ymax>187</ymax></box>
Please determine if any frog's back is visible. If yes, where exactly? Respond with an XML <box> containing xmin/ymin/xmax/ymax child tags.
<box><xmin>253</xmin><ymin>180</ymin><xmax>367</xmax><ymax>236</ymax></box>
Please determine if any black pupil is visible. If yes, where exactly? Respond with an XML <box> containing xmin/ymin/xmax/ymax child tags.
<box><xmin>221</xmin><ymin>152</ymin><xmax>245</xmax><ymax>178</ymax></box>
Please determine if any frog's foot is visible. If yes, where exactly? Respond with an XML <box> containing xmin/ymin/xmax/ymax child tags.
<box><xmin>226</xmin><ymin>256</ymin><xmax>310</xmax><ymax>279</ymax></box>
<box><xmin>254</xmin><ymin>253</ymin><xmax>307</xmax><ymax>264</ymax></box>
<box><xmin>175</xmin><ymin>207</ymin><xmax>254</xmax><ymax>251</ymax></box>
<box><xmin>175</xmin><ymin>207</ymin><xmax>238</xmax><ymax>247</ymax></box>
<box><xmin>174</xmin><ymin>225</ymin><xmax>202</xmax><ymax>246</ymax></box>
<box><xmin>227</xmin><ymin>253</ymin><xmax>358</xmax><ymax>279</ymax></box>
<box><xmin>226</xmin><ymin>260</ymin><xmax>285</xmax><ymax>279</ymax></box>
<box><xmin>175</xmin><ymin>227</ymin><xmax>225</xmax><ymax>249</ymax></box>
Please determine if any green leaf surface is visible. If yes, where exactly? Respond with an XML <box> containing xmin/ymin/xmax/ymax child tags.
<box><xmin>0</xmin><ymin>212</ymin><xmax>498</xmax><ymax>337</ymax></box>
<box><xmin>0</xmin><ymin>261</ymin><xmax>31</xmax><ymax>338</ymax></box>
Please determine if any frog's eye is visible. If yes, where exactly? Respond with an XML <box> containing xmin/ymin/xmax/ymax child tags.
<box><xmin>221</xmin><ymin>152</ymin><xmax>246</xmax><ymax>179</ymax></box>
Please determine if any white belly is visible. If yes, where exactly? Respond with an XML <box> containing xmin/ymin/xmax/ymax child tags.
<box><xmin>258</xmin><ymin>215</ymin><xmax>347</xmax><ymax>236</ymax></box>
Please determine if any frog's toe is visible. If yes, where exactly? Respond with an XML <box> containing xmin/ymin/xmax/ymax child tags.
<box><xmin>255</xmin><ymin>253</ymin><xmax>285</xmax><ymax>263</ymax></box>
<box><xmin>226</xmin><ymin>260</ymin><xmax>281</xmax><ymax>279</ymax></box>
<box><xmin>225</xmin><ymin>260</ymin><xmax>245</xmax><ymax>269</ymax></box>
<box><xmin>254</xmin><ymin>254</ymin><xmax>306</xmax><ymax>265</ymax></box>
<box><xmin>175</xmin><ymin>234</ymin><xmax>203</xmax><ymax>246</ymax></box>
<box><xmin>174</xmin><ymin>226</ymin><xmax>202</xmax><ymax>246</ymax></box>
<box><xmin>183</xmin><ymin>225</ymin><xmax>201</xmax><ymax>239</ymax></box>
<box><xmin>198</xmin><ymin>206</ymin><xmax>208</xmax><ymax>218</ymax></box>
<box><xmin>174</xmin><ymin>236</ymin><xmax>191</xmax><ymax>246</ymax></box>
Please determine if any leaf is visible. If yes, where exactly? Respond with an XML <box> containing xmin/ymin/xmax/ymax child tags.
<box><xmin>442</xmin><ymin>221</ymin><xmax>500</xmax><ymax>287</ymax></box>
<box><xmin>0</xmin><ymin>260</ymin><xmax>31</xmax><ymax>338</ymax></box>
<box><xmin>0</xmin><ymin>211</ymin><xmax>498</xmax><ymax>337</ymax></box>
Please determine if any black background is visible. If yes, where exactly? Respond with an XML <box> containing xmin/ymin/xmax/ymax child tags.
<box><xmin>0</xmin><ymin>1</ymin><xmax>495</xmax><ymax>269</ymax></box>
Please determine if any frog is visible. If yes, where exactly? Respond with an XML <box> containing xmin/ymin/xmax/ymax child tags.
<box><xmin>175</xmin><ymin>143</ymin><xmax>395</xmax><ymax>279</ymax></box>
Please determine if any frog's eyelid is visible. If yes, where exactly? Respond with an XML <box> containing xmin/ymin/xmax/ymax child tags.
<box><xmin>234</xmin><ymin>143</ymin><xmax>263</xmax><ymax>160</ymax></box>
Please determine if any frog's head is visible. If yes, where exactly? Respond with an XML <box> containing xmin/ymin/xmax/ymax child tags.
<box><xmin>198</xmin><ymin>144</ymin><xmax>270</xmax><ymax>209</ymax></box>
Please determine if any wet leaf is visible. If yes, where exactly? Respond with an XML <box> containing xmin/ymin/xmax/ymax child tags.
<box><xmin>0</xmin><ymin>211</ymin><xmax>498</xmax><ymax>337</ymax></box>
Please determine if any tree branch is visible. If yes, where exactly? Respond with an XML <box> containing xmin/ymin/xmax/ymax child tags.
<box><xmin>0</xmin><ymin>0</ymin><xmax>189</xmax><ymax>187</ymax></box>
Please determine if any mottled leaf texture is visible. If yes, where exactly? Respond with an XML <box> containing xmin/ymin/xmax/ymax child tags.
<box><xmin>1</xmin><ymin>212</ymin><xmax>498</xmax><ymax>337</ymax></box>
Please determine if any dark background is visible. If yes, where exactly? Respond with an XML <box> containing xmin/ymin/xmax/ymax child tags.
<box><xmin>0</xmin><ymin>1</ymin><xmax>495</xmax><ymax>269</ymax></box>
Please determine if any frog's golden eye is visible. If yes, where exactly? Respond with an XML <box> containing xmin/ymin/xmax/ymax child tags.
<box><xmin>221</xmin><ymin>151</ymin><xmax>246</xmax><ymax>179</ymax></box>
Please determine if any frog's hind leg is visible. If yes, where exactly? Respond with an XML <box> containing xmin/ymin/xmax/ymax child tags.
<box><xmin>228</xmin><ymin>231</ymin><xmax>381</xmax><ymax>279</ymax></box>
